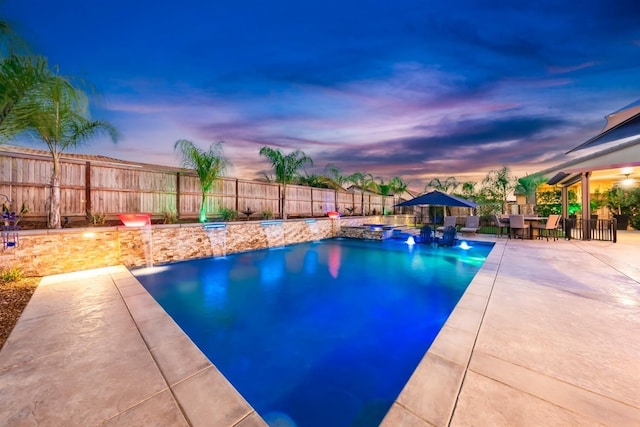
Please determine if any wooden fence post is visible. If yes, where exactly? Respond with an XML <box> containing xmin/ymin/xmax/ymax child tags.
<box><xmin>85</xmin><ymin>161</ymin><xmax>92</xmax><ymax>217</ymax></box>
<box><xmin>176</xmin><ymin>172</ymin><xmax>181</xmax><ymax>218</ymax></box>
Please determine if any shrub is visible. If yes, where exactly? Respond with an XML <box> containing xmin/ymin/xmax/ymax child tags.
<box><xmin>0</xmin><ymin>266</ymin><xmax>24</xmax><ymax>284</ymax></box>
<box><xmin>262</xmin><ymin>209</ymin><xmax>273</xmax><ymax>220</ymax></box>
<box><xmin>86</xmin><ymin>211</ymin><xmax>106</xmax><ymax>226</ymax></box>
<box><xmin>162</xmin><ymin>210</ymin><xmax>178</xmax><ymax>224</ymax></box>
<box><xmin>219</xmin><ymin>208</ymin><xmax>238</xmax><ymax>221</ymax></box>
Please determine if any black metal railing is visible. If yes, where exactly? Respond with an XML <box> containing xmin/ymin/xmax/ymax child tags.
<box><xmin>420</xmin><ymin>216</ymin><xmax>618</xmax><ymax>242</ymax></box>
<box><xmin>562</xmin><ymin>218</ymin><xmax>617</xmax><ymax>243</ymax></box>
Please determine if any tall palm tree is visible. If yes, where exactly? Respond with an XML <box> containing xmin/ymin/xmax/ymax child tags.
<box><xmin>12</xmin><ymin>75</ymin><xmax>117</xmax><ymax>228</ymax></box>
<box><xmin>347</xmin><ymin>171</ymin><xmax>375</xmax><ymax>215</ymax></box>
<box><xmin>376</xmin><ymin>176</ymin><xmax>408</xmax><ymax>214</ymax></box>
<box><xmin>259</xmin><ymin>146</ymin><xmax>313</xmax><ymax>220</ymax></box>
<box><xmin>389</xmin><ymin>176</ymin><xmax>408</xmax><ymax>214</ymax></box>
<box><xmin>323</xmin><ymin>163</ymin><xmax>349</xmax><ymax>188</ymax></box>
<box><xmin>425</xmin><ymin>176</ymin><xmax>459</xmax><ymax>193</ymax></box>
<box><xmin>0</xmin><ymin>55</ymin><xmax>55</xmax><ymax>141</ymax></box>
<box><xmin>175</xmin><ymin>140</ymin><xmax>228</xmax><ymax>223</ymax></box>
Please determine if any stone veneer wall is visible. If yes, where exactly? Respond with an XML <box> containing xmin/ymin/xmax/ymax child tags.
<box><xmin>0</xmin><ymin>217</ymin><xmax>366</xmax><ymax>276</ymax></box>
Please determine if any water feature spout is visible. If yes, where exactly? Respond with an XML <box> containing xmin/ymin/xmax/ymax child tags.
<box><xmin>261</xmin><ymin>220</ymin><xmax>285</xmax><ymax>248</ymax></box>
<box><xmin>305</xmin><ymin>219</ymin><xmax>320</xmax><ymax>242</ymax></box>
<box><xmin>204</xmin><ymin>223</ymin><xmax>227</xmax><ymax>257</ymax></box>
<box><xmin>118</xmin><ymin>213</ymin><xmax>153</xmax><ymax>267</ymax></box>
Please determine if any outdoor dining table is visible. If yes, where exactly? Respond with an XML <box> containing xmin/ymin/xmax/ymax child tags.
<box><xmin>502</xmin><ymin>216</ymin><xmax>548</xmax><ymax>239</ymax></box>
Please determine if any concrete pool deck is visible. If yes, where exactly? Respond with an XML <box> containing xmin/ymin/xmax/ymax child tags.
<box><xmin>1</xmin><ymin>232</ymin><xmax>639</xmax><ymax>426</ymax></box>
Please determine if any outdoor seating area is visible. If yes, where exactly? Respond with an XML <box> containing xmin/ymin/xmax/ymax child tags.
<box><xmin>532</xmin><ymin>214</ymin><xmax>562</xmax><ymax>241</ymax></box>
<box><xmin>459</xmin><ymin>215</ymin><xmax>480</xmax><ymax>235</ymax></box>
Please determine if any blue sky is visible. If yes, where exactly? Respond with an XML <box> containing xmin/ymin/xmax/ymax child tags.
<box><xmin>3</xmin><ymin>0</ymin><xmax>640</xmax><ymax>190</ymax></box>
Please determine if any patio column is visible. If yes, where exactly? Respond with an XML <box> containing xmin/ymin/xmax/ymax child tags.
<box><xmin>561</xmin><ymin>185</ymin><xmax>569</xmax><ymax>218</ymax></box>
<box><xmin>581</xmin><ymin>171</ymin><xmax>591</xmax><ymax>240</ymax></box>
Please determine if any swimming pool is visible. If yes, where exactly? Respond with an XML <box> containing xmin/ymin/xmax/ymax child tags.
<box><xmin>134</xmin><ymin>238</ymin><xmax>493</xmax><ymax>426</ymax></box>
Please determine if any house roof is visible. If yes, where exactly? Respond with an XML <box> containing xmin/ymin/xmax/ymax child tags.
<box><xmin>537</xmin><ymin>100</ymin><xmax>640</xmax><ymax>184</ymax></box>
<box><xmin>567</xmin><ymin>99</ymin><xmax>640</xmax><ymax>154</ymax></box>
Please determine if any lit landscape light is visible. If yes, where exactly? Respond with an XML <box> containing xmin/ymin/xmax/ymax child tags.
<box><xmin>117</xmin><ymin>213</ymin><xmax>151</xmax><ymax>227</ymax></box>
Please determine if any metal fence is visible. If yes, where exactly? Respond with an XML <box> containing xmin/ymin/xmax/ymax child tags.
<box><xmin>562</xmin><ymin>218</ymin><xmax>617</xmax><ymax>243</ymax></box>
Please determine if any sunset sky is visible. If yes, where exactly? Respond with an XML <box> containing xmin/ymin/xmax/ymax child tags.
<box><xmin>3</xmin><ymin>0</ymin><xmax>640</xmax><ymax>191</ymax></box>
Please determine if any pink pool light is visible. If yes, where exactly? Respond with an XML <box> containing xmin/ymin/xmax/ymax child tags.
<box><xmin>117</xmin><ymin>213</ymin><xmax>151</xmax><ymax>227</ymax></box>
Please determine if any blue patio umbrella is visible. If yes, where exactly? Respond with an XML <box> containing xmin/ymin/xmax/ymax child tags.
<box><xmin>395</xmin><ymin>190</ymin><xmax>477</xmax><ymax>227</ymax></box>
<box><xmin>395</xmin><ymin>190</ymin><xmax>477</xmax><ymax>208</ymax></box>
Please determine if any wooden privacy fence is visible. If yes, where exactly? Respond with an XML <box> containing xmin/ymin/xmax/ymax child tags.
<box><xmin>0</xmin><ymin>148</ymin><xmax>394</xmax><ymax>219</ymax></box>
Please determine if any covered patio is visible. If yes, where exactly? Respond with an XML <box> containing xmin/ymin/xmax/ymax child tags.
<box><xmin>537</xmin><ymin>100</ymin><xmax>640</xmax><ymax>241</ymax></box>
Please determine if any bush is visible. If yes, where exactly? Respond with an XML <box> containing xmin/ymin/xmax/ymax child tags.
<box><xmin>0</xmin><ymin>266</ymin><xmax>24</xmax><ymax>284</ymax></box>
<box><xmin>162</xmin><ymin>210</ymin><xmax>178</xmax><ymax>224</ymax></box>
<box><xmin>631</xmin><ymin>215</ymin><xmax>640</xmax><ymax>230</ymax></box>
<box><xmin>219</xmin><ymin>208</ymin><xmax>238</xmax><ymax>221</ymax></box>
<box><xmin>262</xmin><ymin>209</ymin><xmax>273</xmax><ymax>220</ymax></box>
<box><xmin>86</xmin><ymin>211</ymin><xmax>106</xmax><ymax>226</ymax></box>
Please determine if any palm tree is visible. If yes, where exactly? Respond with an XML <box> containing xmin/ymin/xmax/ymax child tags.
<box><xmin>482</xmin><ymin>166</ymin><xmax>516</xmax><ymax>214</ymax></box>
<box><xmin>259</xmin><ymin>146</ymin><xmax>312</xmax><ymax>219</ymax></box>
<box><xmin>347</xmin><ymin>172</ymin><xmax>375</xmax><ymax>215</ymax></box>
<box><xmin>175</xmin><ymin>140</ymin><xmax>228</xmax><ymax>223</ymax></box>
<box><xmin>323</xmin><ymin>163</ymin><xmax>349</xmax><ymax>188</ymax></box>
<box><xmin>0</xmin><ymin>55</ymin><xmax>55</xmax><ymax>141</ymax></box>
<box><xmin>389</xmin><ymin>176</ymin><xmax>408</xmax><ymax>214</ymax></box>
<box><xmin>515</xmin><ymin>174</ymin><xmax>545</xmax><ymax>204</ymax></box>
<box><xmin>376</xmin><ymin>176</ymin><xmax>408</xmax><ymax>214</ymax></box>
<box><xmin>12</xmin><ymin>75</ymin><xmax>117</xmax><ymax>228</ymax></box>
<box><xmin>425</xmin><ymin>176</ymin><xmax>459</xmax><ymax>217</ymax></box>
<box><xmin>460</xmin><ymin>181</ymin><xmax>476</xmax><ymax>199</ymax></box>
<box><xmin>425</xmin><ymin>176</ymin><xmax>459</xmax><ymax>193</ymax></box>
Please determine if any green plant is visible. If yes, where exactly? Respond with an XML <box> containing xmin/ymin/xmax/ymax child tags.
<box><xmin>259</xmin><ymin>146</ymin><xmax>313</xmax><ymax>220</ymax></box>
<box><xmin>631</xmin><ymin>214</ymin><xmax>640</xmax><ymax>230</ymax></box>
<box><xmin>162</xmin><ymin>210</ymin><xmax>178</xmax><ymax>224</ymax></box>
<box><xmin>11</xmin><ymin>75</ymin><xmax>118</xmax><ymax>228</ymax></box>
<box><xmin>87</xmin><ymin>211</ymin><xmax>106</xmax><ymax>225</ymax></box>
<box><xmin>219</xmin><ymin>208</ymin><xmax>237</xmax><ymax>221</ymax></box>
<box><xmin>0</xmin><ymin>265</ymin><xmax>24</xmax><ymax>284</ymax></box>
<box><xmin>262</xmin><ymin>209</ymin><xmax>273</xmax><ymax>220</ymax></box>
<box><xmin>174</xmin><ymin>139</ymin><xmax>228</xmax><ymax>223</ymax></box>
<box><xmin>604</xmin><ymin>186</ymin><xmax>635</xmax><ymax>215</ymax></box>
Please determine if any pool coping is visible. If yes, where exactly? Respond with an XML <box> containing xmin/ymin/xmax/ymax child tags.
<box><xmin>380</xmin><ymin>235</ymin><xmax>506</xmax><ymax>426</ymax></box>
<box><xmin>124</xmin><ymin>236</ymin><xmax>505</xmax><ymax>425</ymax></box>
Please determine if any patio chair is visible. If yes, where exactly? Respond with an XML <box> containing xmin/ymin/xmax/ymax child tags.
<box><xmin>508</xmin><ymin>214</ymin><xmax>529</xmax><ymax>239</ymax></box>
<box><xmin>419</xmin><ymin>225</ymin><xmax>434</xmax><ymax>244</ymax></box>
<box><xmin>493</xmin><ymin>214</ymin><xmax>509</xmax><ymax>237</ymax></box>
<box><xmin>436</xmin><ymin>216</ymin><xmax>457</xmax><ymax>233</ymax></box>
<box><xmin>438</xmin><ymin>226</ymin><xmax>457</xmax><ymax>247</ymax></box>
<box><xmin>531</xmin><ymin>214</ymin><xmax>561</xmax><ymax>241</ymax></box>
<box><xmin>459</xmin><ymin>216</ymin><xmax>480</xmax><ymax>235</ymax></box>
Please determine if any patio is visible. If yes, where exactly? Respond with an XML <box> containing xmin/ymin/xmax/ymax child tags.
<box><xmin>0</xmin><ymin>232</ymin><xmax>638</xmax><ymax>426</ymax></box>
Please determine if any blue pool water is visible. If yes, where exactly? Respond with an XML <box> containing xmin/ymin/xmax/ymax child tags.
<box><xmin>133</xmin><ymin>238</ymin><xmax>493</xmax><ymax>427</ymax></box>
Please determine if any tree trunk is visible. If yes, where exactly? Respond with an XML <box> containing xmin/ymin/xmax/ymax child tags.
<box><xmin>282</xmin><ymin>183</ymin><xmax>287</xmax><ymax>220</ymax></box>
<box><xmin>199</xmin><ymin>191</ymin><xmax>207</xmax><ymax>222</ymax></box>
<box><xmin>48</xmin><ymin>170</ymin><xmax>61</xmax><ymax>229</ymax></box>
